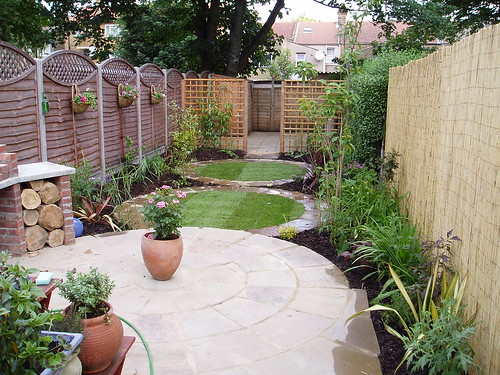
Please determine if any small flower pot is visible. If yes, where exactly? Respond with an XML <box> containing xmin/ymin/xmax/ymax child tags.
<box><xmin>72</xmin><ymin>102</ymin><xmax>89</xmax><ymax>114</ymax></box>
<box><xmin>118</xmin><ymin>96</ymin><xmax>134</xmax><ymax>108</ymax></box>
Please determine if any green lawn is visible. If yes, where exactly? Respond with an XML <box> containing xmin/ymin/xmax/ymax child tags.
<box><xmin>195</xmin><ymin>161</ymin><xmax>305</xmax><ymax>181</ymax></box>
<box><xmin>183</xmin><ymin>190</ymin><xmax>305</xmax><ymax>230</ymax></box>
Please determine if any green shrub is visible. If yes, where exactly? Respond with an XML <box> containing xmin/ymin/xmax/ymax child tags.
<box><xmin>350</xmin><ymin>50</ymin><xmax>423</xmax><ymax>166</ymax></box>
<box><xmin>277</xmin><ymin>225</ymin><xmax>298</xmax><ymax>240</ymax></box>
<box><xmin>70</xmin><ymin>159</ymin><xmax>100</xmax><ymax>210</ymax></box>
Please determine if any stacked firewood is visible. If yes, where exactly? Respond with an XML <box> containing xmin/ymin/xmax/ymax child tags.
<box><xmin>21</xmin><ymin>180</ymin><xmax>65</xmax><ymax>251</ymax></box>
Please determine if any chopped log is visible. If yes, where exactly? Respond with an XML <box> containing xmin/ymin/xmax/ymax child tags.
<box><xmin>23</xmin><ymin>209</ymin><xmax>39</xmax><ymax>226</ymax></box>
<box><xmin>21</xmin><ymin>188</ymin><xmax>41</xmax><ymax>209</ymax></box>
<box><xmin>25</xmin><ymin>225</ymin><xmax>49</xmax><ymax>251</ymax></box>
<box><xmin>38</xmin><ymin>181</ymin><xmax>61</xmax><ymax>204</ymax></box>
<box><xmin>27</xmin><ymin>180</ymin><xmax>44</xmax><ymax>191</ymax></box>
<box><xmin>38</xmin><ymin>204</ymin><xmax>64</xmax><ymax>231</ymax></box>
<box><xmin>48</xmin><ymin>229</ymin><xmax>65</xmax><ymax>248</ymax></box>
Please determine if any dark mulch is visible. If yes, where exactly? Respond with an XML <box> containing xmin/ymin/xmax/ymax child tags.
<box><xmin>81</xmin><ymin>149</ymin><xmax>422</xmax><ymax>375</ymax></box>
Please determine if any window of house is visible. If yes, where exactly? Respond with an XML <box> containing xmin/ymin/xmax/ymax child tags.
<box><xmin>326</xmin><ymin>47</ymin><xmax>335</xmax><ymax>65</ymax></box>
<box><xmin>296</xmin><ymin>53</ymin><xmax>306</xmax><ymax>65</ymax></box>
<box><xmin>303</xmin><ymin>26</ymin><xmax>312</xmax><ymax>33</ymax></box>
<box><xmin>104</xmin><ymin>24</ymin><xmax>121</xmax><ymax>38</ymax></box>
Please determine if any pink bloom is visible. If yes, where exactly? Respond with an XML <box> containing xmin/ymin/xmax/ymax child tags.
<box><xmin>157</xmin><ymin>201</ymin><xmax>166</xmax><ymax>208</ymax></box>
<box><xmin>151</xmin><ymin>191</ymin><xmax>157</xmax><ymax>195</ymax></box>
<box><xmin>172</xmin><ymin>199</ymin><xmax>179</xmax><ymax>204</ymax></box>
<box><xmin>80</xmin><ymin>96</ymin><xmax>86</xmax><ymax>102</ymax></box>
<box><xmin>162</xmin><ymin>185</ymin><xmax>170</xmax><ymax>189</ymax></box>
<box><xmin>177</xmin><ymin>191</ymin><xmax>186</xmax><ymax>198</ymax></box>
<box><xmin>121</xmin><ymin>91</ymin><xmax>126</xmax><ymax>95</ymax></box>
<box><xmin>148</xmin><ymin>199</ymin><xmax>154</xmax><ymax>204</ymax></box>
<box><xmin>340</xmin><ymin>251</ymin><xmax>351</xmax><ymax>260</ymax></box>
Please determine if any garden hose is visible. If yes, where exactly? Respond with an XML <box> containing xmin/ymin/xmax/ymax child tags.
<box><xmin>118</xmin><ymin>315</ymin><xmax>154</xmax><ymax>375</ymax></box>
<box><xmin>49</xmin><ymin>309</ymin><xmax>154</xmax><ymax>375</ymax></box>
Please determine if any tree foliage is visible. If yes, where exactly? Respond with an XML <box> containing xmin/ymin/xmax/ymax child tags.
<box><xmin>118</xmin><ymin>0</ymin><xmax>285</xmax><ymax>76</ymax></box>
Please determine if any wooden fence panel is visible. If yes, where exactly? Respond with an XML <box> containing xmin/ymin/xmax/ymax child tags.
<box><xmin>182</xmin><ymin>78</ymin><xmax>247</xmax><ymax>151</ymax></box>
<box><xmin>385</xmin><ymin>24</ymin><xmax>500</xmax><ymax>374</ymax></box>
<box><xmin>42</xmin><ymin>51</ymin><xmax>100</xmax><ymax>168</ymax></box>
<box><xmin>251</xmin><ymin>82</ymin><xmax>281</xmax><ymax>132</ymax></box>
<box><xmin>0</xmin><ymin>42</ymin><xmax>40</xmax><ymax>163</ymax></box>
<box><xmin>166</xmin><ymin>69</ymin><xmax>184</xmax><ymax>142</ymax></box>
<box><xmin>281</xmin><ymin>80</ymin><xmax>342</xmax><ymax>153</ymax></box>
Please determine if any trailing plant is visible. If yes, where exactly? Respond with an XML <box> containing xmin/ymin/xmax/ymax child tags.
<box><xmin>198</xmin><ymin>86</ymin><xmax>232</xmax><ymax>149</ymax></box>
<box><xmin>0</xmin><ymin>251</ymin><xmax>69</xmax><ymax>374</ymax></box>
<box><xmin>58</xmin><ymin>267</ymin><xmax>115</xmax><ymax>319</ymax></box>
<box><xmin>73</xmin><ymin>87</ymin><xmax>97</xmax><ymax>109</ymax></box>
<box><xmin>141</xmin><ymin>185</ymin><xmax>187</xmax><ymax>240</ymax></box>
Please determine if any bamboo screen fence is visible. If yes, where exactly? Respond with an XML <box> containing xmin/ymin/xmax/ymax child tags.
<box><xmin>0</xmin><ymin>41</ymin><xmax>207</xmax><ymax>176</ymax></box>
<box><xmin>281</xmin><ymin>80</ymin><xmax>342</xmax><ymax>153</ymax></box>
<box><xmin>385</xmin><ymin>24</ymin><xmax>499</xmax><ymax>374</ymax></box>
<box><xmin>182</xmin><ymin>78</ymin><xmax>248</xmax><ymax>151</ymax></box>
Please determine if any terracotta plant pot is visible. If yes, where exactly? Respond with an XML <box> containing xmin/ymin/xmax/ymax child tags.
<box><xmin>70</xmin><ymin>302</ymin><xmax>124</xmax><ymax>374</ymax></box>
<box><xmin>141</xmin><ymin>232</ymin><xmax>183</xmax><ymax>281</ymax></box>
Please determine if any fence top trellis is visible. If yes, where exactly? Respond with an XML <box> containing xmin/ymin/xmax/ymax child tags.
<box><xmin>139</xmin><ymin>63</ymin><xmax>164</xmax><ymax>87</ymax></box>
<box><xmin>42</xmin><ymin>50</ymin><xmax>97</xmax><ymax>85</ymax></box>
<box><xmin>166</xmin><ymin>68</ymin><xmax>184</xmax><ymax>89</ymax></box>
<box><xmin>0</xmin><ymin>41</ymin><xmax>36</xmax><ymax>86</ymax></box>
<box><xmin>101</xmin><ymin>58</ymin><xmax>136</xmax><ymax>86</ymax></box>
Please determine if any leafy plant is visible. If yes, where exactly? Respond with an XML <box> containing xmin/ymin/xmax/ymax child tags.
<box><xmin>267</xmin><ymin>48</ymin><xmax>295</xmax><ymax>80</ymax></box>
<box><xmin>58</xmin><ymin>267</ymin><xmax>115</xmax><ymax>319</ymax></box>
<box><xmin>70</xmin><ymin>159</ymin><xmax>100</xmax><ymax>210</ymax></box>
<box><xmin>73</xmin><ymin>88</ymin><xmax>97</xmax><ymax>109</ymax></box>
<box><xmin>0</xmin><ymin>251</ymin><xmax>68</xmax><ymax>374</ymax></box>
<box><xmin>403</xmin><ymin>298</ymin><xmax>479</xmax><ymax>375</ymax></box>
<box><xmin>277</xmin><ymin>225</ymin><xmax>298</xmax><ymax>240</ymax></box>
<box><xmin>380</xmin><ymin>149</ymin><xmax>400</xmax><ymax>183</ymax></box>
<box><xmin>73</xmin><ymin>196</ymin><xmax>121</xmax><ymax>232</ymax></box>
<box><xmin>294</xmin><ymin>61</ymin><xmax>319</xmax><ymax>83</ymax></box>
<box><xmin>198</xmin><ymin>87</ymin><xmax>232</xmax><ymax>149</ymax></box>
<box><xmin>347</xmin><ymin>262</ymin><xmax>477</xmax><ymax>373</ymax></box>
<box><xmin>150</xmin><ymin>85</ymin><xmax>167</xmax><ymax>100</ymax></box>
<box><xmin>141</xmin><ymin>185</ymin><xmax>187</xmax><ymax>240</ymax></box>
<box><xmin>350</xmin><ymin>215</ymin><xmax>423</xmax><ymax>284</ymax></box>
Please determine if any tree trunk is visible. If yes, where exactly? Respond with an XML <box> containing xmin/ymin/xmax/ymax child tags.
<box><xmin>21</xmin><ymin>189</ymin><xmax>41</xmax><ymax>209</ymax></box>
<box><xmin>38</xmin><ymin>204</ymin><xmax>64</xmax><ymax>231</ymax></box>
<box><xmin>25</xmin><ymin>225</ymin><xmax>49</xmax><ymax>251</ymax></box>
<box><xmin>224</xmin><ymin>0</ymin><xmax>247</xmax><ymax>77</ymax></box>
<box><xmin>236</xmin><ymin>0</ymin><xmax>285</xmax><ymax>75</ymax></box>
<box><xmin>192</xmin><ymin>0</ymin><xmax>221</xmax><ymax>72</ymax></box>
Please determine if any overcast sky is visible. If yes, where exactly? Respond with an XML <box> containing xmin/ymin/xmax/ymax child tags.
<box><xmin>255</xmin><ymin>0</ymin><xmax>339</xmax><ymax>22</ymax></box>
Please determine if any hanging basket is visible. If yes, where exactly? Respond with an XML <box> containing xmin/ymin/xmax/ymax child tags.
<box><xmin>117</xmin><ymin>84</ymin><xmax>135</xmax><ymax>108</ymax></box>
<box><xmin>150</xmin><ymin>85</ymin><xmax>163</xmax><ymax>105</ymax></box>
<box><xmin>72</xmin><ymin>84</ymin><xmax>90</xmax><ymax>114</ymax></box>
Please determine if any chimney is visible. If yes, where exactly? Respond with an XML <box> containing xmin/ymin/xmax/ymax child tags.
<box><xmin>337</xmin><ymin>8</ymin><xmax>349</xmax><ymax>55</ymax></box>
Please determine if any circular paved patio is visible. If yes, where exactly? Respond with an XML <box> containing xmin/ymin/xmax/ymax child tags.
<box><xmin>18</xmin><ymin>228</ymin><xmax>381</xmax><ymax>375</ymax></box>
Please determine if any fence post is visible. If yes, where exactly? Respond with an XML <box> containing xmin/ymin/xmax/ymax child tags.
<box><xmin>36</xmin><ymin>59</ymin><xmax>48</xmax><ymax>161</ymax></box>
<box><xmin>97</xmin><ymin>64</ymin><xmax>106</xmax><ymax>178</ymax></box>
<box><xmin>135</xmin><ymin>67</ymin><xmax>143</xmax><ymax>161</ymax></box>
<box><xmin>163</xmin><ymin>69</ymin><xmax>168</xmax><ymax>147</ymax></box>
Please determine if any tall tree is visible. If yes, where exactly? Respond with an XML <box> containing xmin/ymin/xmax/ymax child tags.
<box><xmin>119</xmin><ymin>0</ymin><xmax>286</xmax><ymax>76</ymax></box>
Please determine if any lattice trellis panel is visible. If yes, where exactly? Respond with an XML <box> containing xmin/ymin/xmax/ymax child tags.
<box><xmin>183</xmin><ymin>78</ymin><xmax>247</xmax><ymax>151</ymax></box>
<box><xmin>0</xmin><ymin>42</ymin><xmax>36</xmax><ymax>86</ymax></box>
<box><xmin>185</xmin><ymin>70</ymin><xmax>199</xmax><ymax>79</ymax></box>
<box><xmin>281</xmin><ymin>80</ymin><xmax>342</xmax><ymax>153</ymax></box>
<box><xmin>101</xmin><ymin>58</ymin><xmax>136</xmax><ymax>85</ymax></box>
<box><xmin>139</xmin><ymin>63</ymin><xmax>164</xmax><ymax>87</ymax></box>
<box><xmin>43</xmin><ymin>51</ymin><xmax>97</xmax><ymax>85</ymax></box>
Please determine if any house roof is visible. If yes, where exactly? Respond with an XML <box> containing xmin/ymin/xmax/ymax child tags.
<box><xmin>273</xmin><ymin>21</ymin><xmax>409</xmax><ymax>46</ymax></box>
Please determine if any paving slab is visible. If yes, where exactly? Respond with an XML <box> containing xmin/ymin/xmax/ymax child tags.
<box><xmin>14</xmin><ymin>228</ymin><xmax>381</xmax><ymax>375</ymax></box>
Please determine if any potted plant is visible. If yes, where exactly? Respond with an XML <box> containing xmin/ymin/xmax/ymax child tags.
<box><xmin>117</xmin><ymin>83</ymin><xmax>139</xmax><ymax>108</ymax></box>
<box><xmin>140</xmin><ymin>185</ymin><xmax>187</xmax><ymax>280</ymax></box>
<box><xmin>150</xmin><ymin>85</ymin><xmax>167</xmax><ymax>104</ymax></box>
<box><xmin>58</xmin><ymin>268</ymin><xmax>123</xmax><ymax>373</ymax></box>
<box><xmin>0</xmin><ymin>251</ymin><xmax>83</xmax><ymax>375</ymax></box>
<box><xmin>72</xmin><ymin>85</ymin><xmax>97</xmax><ymax>114</ymax></box>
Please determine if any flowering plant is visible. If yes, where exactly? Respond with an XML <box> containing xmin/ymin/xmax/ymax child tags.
<box><xmin>119</xmin><ymin>83</ymin><xmax>140</xmax><ymax>99</ymax></box>
<box><xmin>141</xmin><ymin>185</ymin><xmax>187</xmax><ymax>240</ymax></box>
<box><xmin>151</xmin><ymin>85</ymin><xmax>167</xmax><ymax>100</ymax></box>
<box><xmin>73</xmin><ymin>88</ymin><xmax>97</xmax><ymax>108</ymax></box>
